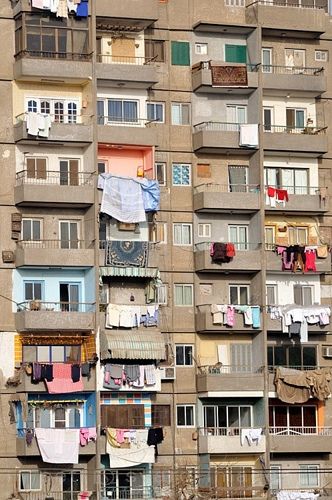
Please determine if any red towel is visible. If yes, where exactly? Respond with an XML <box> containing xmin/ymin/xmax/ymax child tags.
<box><xmin>276</xmin><ymin>189</ymin><xmax>289</xmax><ymax>202</ymax></box>
<box><xmin>267</xmin><ymin>186</ymin><xmax>276</xmax><ymax>197</ymax></box>
<box><xmin>226</xmin><ymin>243</ymin><xmax>236</xmax><ymax>258</ymax></box>
<box><xmin>46</xmin><ymin>363</ymin><xmax>84</xmax><ymax>394</ymax></box>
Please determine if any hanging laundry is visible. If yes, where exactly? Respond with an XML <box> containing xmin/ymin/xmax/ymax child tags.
<box><xmin>80</xmin><ymin>427</ymin><xmax>97</xmax><ymax>446</ymax></box>
<box><xmin>35</xmin><ymin>428</ymin><xmax>79</xmax><ymax>463</ymax></box>
<box><xmin>252</xmin><ymin>306</ymin><xmax>261</xmax><ymax>329</ymax></box>
<box><xmin>124</xmin><ymin>365</ymin><xmax>140</xmax><ymax>384</ymax></box>
<box><xmin>304</xmin><ymin>249</ymin><xmax>317</xmax><ymax>272</ymax></box>
<box><xmin>266</xmin><ymin>186</ymin><xmax>276</xmax><ymax>207</ymax></box>
<box><xmin>211</xmin><ymin>243</ymin><xmax>231</xmax><ymax>263</ymax></box>
<box><xmin>239</xmin><ymin>124</ymin><xmax>259</xmax><ymax>147</ymax></box>
<box><xmin>147</xmin><ymin>427</ymin><xmax>164</xmax><ymax>446</ymax></box>
<box><xmin>106</xmin><ymin>428</ymin><xmax>121</xmax><ymax>448</ymax></box>
<box><xmin>275</xmin><ymin>188</ymin><xmax>289</xmax><ymax>205</ymax></box>
<box><xmin>144</xmin><ymin>365</ymin><xmax>156</xmax><ymax>385</ymax></box>
<box><xmin>56</xmin><ymin>0</ymin><xmax>68</xmax><ymax>17</ymax></box>
<box><xmin>71</xmin><ymin>364</ymin><xmax>81</xmax><ymax>383</ymax></box>
<box><xmin>46</xmin><ymin>363</ymin><xmax>83</xmax><ymax>393</ymax></box>
<box><xmin>225</xmin><ymin>305</ymin><xmax>235</xmax><ymax>327</ymax></box>
<box><xmin>240</xmin><ymin>428</ymin><xmax>262</xmax><ymax>446</ymax></box>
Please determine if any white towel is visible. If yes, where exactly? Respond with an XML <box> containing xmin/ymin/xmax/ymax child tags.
<box><xmin>101</xmin><ymin>176</ymin><xmax>146</xmax><ymax>223</ymax></box>
<box><xmin>35</xmin><ymin>428</ymin><xmax>79</xmax><ymax>464</ymax></box>
<box><xmin>26</xmin><ymin>112</ymin><xmax>40</xmax><ymax>136</ymax></box>
<box><xmin>144</xmin><ymin>365</ymin><xmax>156</xmax><ymax>385</ymax></box>
<box><xmin>239</xmin><ymin>124</ymin><xmax>259</xmax><ymax>147</ymax></box>
<box><xmin>107</xmin><ymin>440</ymin><xmax>155</xmax><ymax>468</ymax></box>
<box><xmin>38</xmin><ymin>115</ymin><xmax>52</xmax><ymax>138</ymax></box>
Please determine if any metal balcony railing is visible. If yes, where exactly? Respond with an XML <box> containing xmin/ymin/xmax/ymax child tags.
<box><xmin>269</xmin><ymin>426</ymin><xmax>332</xmax><ymax>436</ymax></box>
<box><xmin>264</xmin><ymin>184</ymin><xmax>322</xmax><ymax>195</ymax></box>
<box><xmin>199</xmin><ymin>427</ymin><xmax>265</xmax><ymax>437</ymax></box>
<box><xmin>97</xmin><ymin>116</ymin><xmax>154</xmax><ymax>127</ymax></box>
<box><xmin>198</xmin><ymin>364</ymin><xmax>264</xmax><ymax>374</ymax></box>
<box><xmin>15</xmin><ymin>49</ymin><xmax>92</xmax><ymax>61</ymax></box>
<box><xmin>194</xmin><ymin>121</ymin><xmax>245</xmax><ymax>132</ymax></box>
<box><xmin>194</xmin><ymin>183</ymin><xmax>260</xmax><ymax>194</ymax></box>
<box><xmin>262</xmin><ymin>65</ymin><xmax>324</xmax><ymax>75</ymax></box>
<box><xmin>268</xmin><ymin>365</ymin><xmax>320</xmax><ymax>372</ymax></box>
<box><xmin>97</xmin><ymin>54</ymin><xmax>156</xmax><ymax>65</ymax></box>
<box><xmin>195</xmin><ymin>241</ymin><xmax>261</xmax><ymax>251</ymax></box>
<box><xmin>247</xmin><ymin>0</ymin><xmax>327</xmax><ymax>9</ymax></box>
<box><xmin>263</xmin><ymin>124</ymin><xmax>327</xmax><ymax>134</ymax></box>
<box><xmin>15</xmin><ymin>492</ymin><xmax>93</xmax><ymax>500</ymax></box>
<box><xmin>192</xmin><ymin>60</ymin><xmax>259</xmax><ymax>72</ymax></box>
<box><xmin>15</xmin><ymin>112</ymin><xmax>91</xmax><ymax>125</ymax></box>
<box><xmin>15</xmin><ymin>170</ymin><xmax>94</xmax><ymax>186</ymax></box>
<box><xmin>16</xmin><ymin>239</ymin><xmax>94</xmax><ymax>250</ymax></box>
<box><xmin>16</xmin><ymin>301</ymin><xmax>95</xmax><ymax>313</ymax></box>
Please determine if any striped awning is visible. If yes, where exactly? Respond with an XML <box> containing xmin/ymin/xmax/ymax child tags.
<box><xmin>100</xmin><ymin>330</ymin><xmax>166</xmax><ymax>361</ymax></box>
<box><xmin>99</xmin><ymin>266</ymin><xmax>160</xmax><ymax>279</ymax></box>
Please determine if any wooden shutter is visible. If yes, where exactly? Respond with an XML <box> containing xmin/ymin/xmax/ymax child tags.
<box><xmin>171</xmin><ymin>41</ymin><xmax>190</xmax><ymax>66</ymax></box>
<box><xmin>129</xmin><ymin>405</ymin><xmax>145</xmax><ymax>428</ymax></box>
<box><xmin>101</xmin><ymin>405</ymin><xmax>117</xmax><ymax>427</ymax></box>
<box><xmin>225</xmin><ymin>45</ymin><xmax>247</xmax><ymax>63</ymax></box>
<box><xmin>69</xmin><ymin>159</ymin><xmax>79</xmax><ymax>186</ymax></box>
<box><xmin>36</xmin><ymin>158</ymin><xmax>47</xmax><ymax>179</ymax></box>
<box><xmin>294</xmin><ymin>285</ymin><xmax>303</xmax><ymax>306</ymax></box>
<box><xmin>216</xmin><ymin>468</ymin><xmax>228</xmax><ymax>498</ymax></box>
<box><xmin>101</xmin><ymin>404</ymin><xmax>145</xmax><ymax>428</ymax></box>
<box><xmin>27</xmin><ymin>158</ymin><xmax>36</xmax><ymax>178</ymax></box>
<box><xmin>112</xmin><ymin>38</ymin><xmax>136</xmax><ymax>62</ymax></box>
<box><xmin>152</xmin><ymin>405</ymin><xmax>171</xmax><ymax>426</ymax></box>
<box><xmin>244</xmin><ymin>467</ymin><xmax>252</xmax><ymax>498</ymax></box>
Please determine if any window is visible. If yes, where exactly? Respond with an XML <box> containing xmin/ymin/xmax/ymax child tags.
<box><xmin>262</xmin><ymin>48</ymin><xmax>272</xmax><ymax>73</ymax></box>
<box><xmin>229</xmin><ymin>285</ymin><xmax>249</xmax><ymax>305</ymax></box>
<box><xmin>59</xmin><ymin>283</ymin><xmax>80</xmax><ymax>311</ymax></box>
<box><xmin>19</xmin><ymin>471</ymin><xmax>41</xmax><ymax>492</ymax></box>
<box><xmin>285</xmin><ymin>48</ymin><xmax>306</xmax><ymax>69</ymax></box>
<box><xmin>152</xmin><ymin>405</ymin><xmax>171</xmax><ymax>426</ymax></box>
<box><xmin>195</xmin><ymin>43</ymin><xmax>208</xmax><ymax>55</ymax></box>
<box><xmin>286</xmin><ymin>108</ymin><xmax>306</xmax><ymax>130</ymax></box>
<box><xmin>105</xmin><ymin>99</ymin><xmax>138</xmax><ymax>124</ymax></box>
<box><xmin>210</xmin><ymin>466</ymin><xmax>252</xmax><ymax>497</ymax></box>
<box><xmin>171</xmin><ymin>41</ymin><xmax>190</xmax><ymax>66</ymax></box>
<box><xmin>288</xmin><ymin>226</ymin><xmax>308</xmax><ymax>245</ymax></box>
<box><xmin>173</xmin><ymin>223</ymin><xmax>192</xmax><ymax>246</ymax></box>
<box><xmin>315</xmin><ymin>50</ymin><xmax>328</xmax><ymax>62</ymax></box>
<box><xmin>171</xmin><ymin>103</ymin><xmax>190</xmax><ymax>125</ymax></box>
<box><xmin>23</xmin><ymin>344</ymin><xmax>81</xmax><ymax>363</ymax></box>
<box><xmin>174</xmin><ymin>284</ymin><xmax>193</xmax><ymax>306</ymax></box>
<box><xmin>267</xmin><ymin>345</ymin><xmax>316</xmax><ymax>369</ymax></box>
<box><xmin>176</xmin><ymin>405</ymin><xmax>195</xmax><ymax>427</ymax></box>
<box><xmin>225</xmin><ymin>0</ymin><xmax>245</xmax><ymax>6</ymax></box>
<box><xmin>198</xmin><ymin>223</ymin><xmax>211</xmax><ymax>238</ymax></box>
<box><xmin>226</xmin><ymin>105</ymin><xmax>247</xmax><ymax>128</ymax></box>
<box><xmin>59</xmin><ymin>159</ymin><xmax>79</xmax><ymax>186</ymax></box>
<box><xmin>63</xmin><ymin>472</ymin><xmax>81</xmax><ymax>499</ymax></box>
<box><xmin>225</xmin><ymin>44</ymin><xmax>247</xmax><ymax>63</ymax></box>
<box><xmin>102</xmin><ymin>469</ymin><xmax>144</xmax><ymax>500</ymax></box>
<box><xmin>204</xmin><ymin>405</ymin><xmax>252</xmax><ymax>430</ymax></box>
<box><xmin>299</xmin><ymin>465</ymin><xmax>319</xmax><ymax>487</ymax></box>
<box><xmin>176</xmin><ymin>345</ymin><xmax>193</xmax><ymax>366</ymax></box>
<box><xmin>59</xmin><ymin>220</ymin><xmax>79</xmax><ymax>249</ymax></box>
<box><xmin>294</xmin><ymin>285</ymin><xmax>313</xmax><ymax>307</ymax></box>
<box><xmin>270</xmin><ymin>403</ymin><xmax>316</xmax><ymax>433</ymax></box>
<box><xmin>228</xmin><ymin>165</ymin><xmax>248</xmax><ymax>192</ymax></box>
<box><xmin>22</xmin><ymin>218</ymin><xmax>42</xmax><ymax>241</ymax></box>
<box><xmin>25</xmin><ymin>97</ymin><xmax>79</xmax><ymax>123</ymax></box>
<box><xmin>263</xmin><ymin>107</ymin><xmax>273</xmax><ymax>132</ymax></box>
<box><xmin>101</xmin><ymin>405</ymin><xmax>145</xmax><ymax>428</ymax></box>
<box><xmin>265</xmin><ymin>226</ymin><xmax>275</xmax><ymax>251</ymax></box>
<box><xmin>172</xmin><ymin>163</ymin><xmax>191</xmax><ymax>185</ymax></box>
<box><xmin>155</xmin><ymin>162</ymin><xmax>166</xmax><ymax>186</ymax></box>
<box><xmin>98</xmin><ymin>160</ymin><xmax>106</xmax><ymax>174</ymax></box>
<box><xmin>26</xmin><ymin>157</ymin><xmax>46</xmax><ymax>179</ymax></box>
<box><xmin>24</xmin><ymin>281</ymin><xmax>43</xmax><ymax>302</ymax></box>
<box><xmin>147</xmin><ymin>102</ymin><xmax>164</xmax><ymax>123</ymax></box>
<box><xmin>149</xmin><ymin>221</ymin><xmax>167</xmax><ymax>244</ymax></box>
<box><xmin>145</xmin><ymin>39</ymin><xmax>165</xmax><ymax>62</ymax></box>
<box><xmin>266</xmin><ymin>284</ymin><xmax>277</xmax><ymax>306</ymax></box>
<box><xmin>27</xmin><ymin>404</ymin><xmax>82</xmax><ymax>429</ymax></box>
<box><xmin>228</xmin><ymin>225</ymin><xmax>249</xmax><ymax>250</ymax></box>
<box><xmin>264</xmin><ymin>167</ymin><xmax>309</xmax><ymax>195</ymax></box>
<box><xmin>270</xmin><ymin>466</ymin><xmax>282</xmax><ymax>491</ymax></box>
<box><xmin>230</xmin><ymin>344</ymin><xmax>252</xmax><ymax>372</ymax></box>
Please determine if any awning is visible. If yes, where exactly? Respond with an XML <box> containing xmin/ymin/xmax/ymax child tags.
<box><xmin>100</xmin><ymin>330</ymin><xmax>166</xmax><ymax>361</ymax></box>
<box><xmin>100</xmin><ymin>266</ymin><xmax>160</xmax><ymax>279</ymax></box>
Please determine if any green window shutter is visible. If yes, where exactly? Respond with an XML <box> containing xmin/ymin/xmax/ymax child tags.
<box><xmin>171</xmin><ymin>41</ymin><xmax>190</xmax><ymax>66</ymax></box>
<box><xmin>225</xmin><ymin>44</ymin><xmax>247</xmax><ymax>63</ymax></box>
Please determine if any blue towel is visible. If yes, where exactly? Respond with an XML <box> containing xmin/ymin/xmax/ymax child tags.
<box><xmin>252</xmin><ymin>306</ymin><xmax>261</xmax><ymax>329</ymax></box>
<box><xmin>140</xmin><ymin>179</ymin><xmax>160</xmax><ymax>212</ymax></box>
<box><xmin>76</xmin><ymin>1</ymin><xmax>88</xmax><ymax>17</ymax></box>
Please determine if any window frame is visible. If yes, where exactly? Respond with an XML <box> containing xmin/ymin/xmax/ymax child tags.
<box><xmin>24</xmin><ymin>280</ymin><xmax>44</xmax><ymax>302</ymax></box>
<box><xmin>229</xmin><ymin>284</ymin><xmax>250</xmax><ymax>305</ymax></box>
<box><xmin>59</xmin><ymin>219</ymin><xmax>80</xmax><ymax>249</ymax></box>
<box><xmin>195</xmin><ymin>42</ymin><xmax>208</xmax><ymax>55</ymax></box>
<box><xmin>267</xmin><ymin>344</ymin><xmax>317</xmax><ymax>370</ymax></box>
<box><xmin>173</xmin><ymin>223</ymin><xmax>193</xmax><ymax>246</ymax></box>
<box><xmin>175</xmin><ymin>344</ymin><xmax>194</xmax><ymax>367</ymax></box>
<box><xmin>25</xmin><ymin>97</ymin><xmax>79</xmax><ymax>123</ymax></box>
<box><xmin>149</xmin><ymin>221</ymin><xmax>167</xmax><ymax>244</ymax></box>
<box><xmin>299</xmin><ymin>465</ymin><xmax>319</xmax><ymax>488</ymax></box>
<box><xmin>147</xmin><ymin>102</ymin><xmax>165</xmax><ymax>123</ymax></box>
<box><xmin>151</xmin><ymin>405</ymin><xmax>171</xmax><ymax>427</ymax></box>
<box><xmin>266</xmin><ymin>284</ymin><xmax>278</xmax><ymax>306</ymax></box>
<box><xmin>172</xmin><ymin>163</ymin><xmax>191</xmax><ymax>186</ymax></box>
<box><xmin>155</xmin><ymin>162</ymin><xmax>167</xmax><ymax>186</ymax></box>
<box><xmin>228</xmin><ymin>224</ymin><xmax>249</xmax><ymax>250</ymax></box>
<box><xmin>171</xmin><ymin>41</ymin><xmax>190</xmax><ymax>66</ymax></box>
<box><xmin>27</xmin><ymin>404</ymin><xmax>83</xmax><ymax>429</ymax></box>
<box><xmin>176</xmin><ymin>404</ymin><xmax>195</xmax><ymax>427</ymax></box>
<box><xmin>21</xmin><ymin>218</ymin><xmax>42</xmax><ymax>241</ymax></box>
<box><xmin>270</xmin><ymin>465</ymin><xmax>282</xmax><ymax>491</ymax></box>
<box><xmin>171</xmin><ymin>102</ymin><xmax>190</xmax><ymax>126</ymax></box>
<box><xmin>198</xmin><ymin>223</ymin><xmax>211</xmax><ymax>238</ymax></box>
<box><xmin>174</xmin><ymin>284</ymin><xmax>193</xmax><ymax>307</ymax></box>
<box><xmin>19</xmin><ymin>471</ymin><xmax>42</xmax><ymax>492</ymax></box>
<box><xmin>315</xmin><ymin>50</ymin><xmax>328</xmax><ymax>62</ymax></box>
<box><xmin>262</xmin><ymin>47</ymin><xmax>272</xmax><ymax>73</ymax></box>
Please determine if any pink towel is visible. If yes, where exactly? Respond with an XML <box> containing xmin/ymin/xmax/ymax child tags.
<box><xmin>116</xmin><ymin>429</ymin><xmax>125</xmax><ymax>444</ymax></box>
<box><xmin>80</xmin><ymin>427</ymin><xmax>97</xmax><ymax>446</ymax></box>
<box><xmin>46</xmin><ymin>363</ymin><xmax>84</xmax><ymax>394</ymax></box>
<box><xmin>226</xmin><ymin>306</ymin><xmax>235</xmax><ymax>327</ymax></box>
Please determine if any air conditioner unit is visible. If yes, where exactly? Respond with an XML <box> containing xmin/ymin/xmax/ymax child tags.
<box><xmin>322</xmin><ymin>346</ymin><xmax>332</xmax><ymax>358</ymax></box>
<box><xmin>159</xmin><ymin>366</ymin><xmax>176</xmax><ymax>380</ymax></box>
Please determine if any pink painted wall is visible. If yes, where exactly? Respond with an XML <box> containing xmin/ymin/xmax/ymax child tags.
<box><xmin>98</xmin><ymin>146</ymin><xmax>154</xmax><ymax>178</ymax></box>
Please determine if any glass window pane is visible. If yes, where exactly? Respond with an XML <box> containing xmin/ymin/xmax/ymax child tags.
<box><xmin>303</xmin><ymin>347</ymin><xmax>316</xmax><ymax>367</ymax></box>
<box><xmin>274</xmin><ymin>346</ymin><xmax>287</xmax><ymax>366</ymax></box>
<box><xmin>51</xmin><ymin>345</ymin><xmax>64</xmax><ymax>362</ymax></box>
<box><xmin>229</xmin><ymin>286</ymin><xmax>238</xmax><ymax>305</ymax></box>
<box><xmin>37</xmin><ymin>345</ymin><xmax>49</xmax><ymax>362</ymax></box>
<box><xmin>177</xmin><ymin>406</ymin><xmax>185</xmax><ymax>425</ymax></box>
<box><xmin>176</xmin><ymin>346</ymin><xmax>184</xmax><ymax>365</ymax></box>
<box><xmin>183</xmin><ymin>285</ymin><xmax>193</xmax><ymax>305</ymax></box>
<box><xmin>171</xmin><ymin>104</ymin><xmax>180</xmax><ymax>125</ymax></box>
<box><xmin>289</xmin><ymin>347</ymin><xmax>301</xmax><ymax>367</ymax></box>
<box><xmin>185</xmin><ymin>346</ymin><xmax>193</xmax><ymax>365</ymax></box>
<box><xmin>186</xmin><ymin>406</ymin><xmax>193</xmax><ymax>425</ymax></box>
<box><xmin>204</xmin><ymin>406</ymin><xmax>216</xmax><ymax>427</ymax></box>
<box><xmin>40</xmin><ymin>408</ymin><xmax>51</xmax><ymax>428</ymax></box>
<box><xmin>228</xmin><ymin>407</ymin><xmax>240</xmax><ymax>427</ymax></box>
<box><xmin>109</xmin><ymin>100</ymin><xmax>122</xmax><ymax>121</ymax></box>
<box><xmin>239</xmin><ymin>286</ymin><xmax>248</xmax><ymax>305</ymax></box>
<box><xmin>240</xmin><ymin>407</ymin><xmax>251</xmax><ymax>427</ymax></box>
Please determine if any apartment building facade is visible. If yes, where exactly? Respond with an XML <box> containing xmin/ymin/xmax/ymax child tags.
<box><xmin>0</xmin><ymin>0</ymin><xmax>332</xmax><ymax>498</ymax></box>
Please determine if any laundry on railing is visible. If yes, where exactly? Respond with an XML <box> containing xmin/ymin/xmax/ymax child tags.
<box><xmin>45</xmin><ymin>363</ymin><xmax>84</xmax><ymax>393</ymax></box>
<box><xmin>105</xmin><ymin>303</ymin><xmax>159</xmax><ymax>329</ymax></box>
<box><xmin>211</xmin><ymin>304</ymin><xmax>261</xmax><ymax>328</ymax></box>
<box><xmin>210</xmin><ymin>242</ymin><xmax>236</xmax><ymax>263</ymax></box>
<box><xmin>103</xmin><ymin>363</ymin><xmax>157</xmax><ymax>390</ymax></box>
<box><xmin>265</xmin><ymin>186</ymin><xmax>289</xmax><ymax>207</ymax></box>
<box><xmin>240</xmin><ymin>428</ymin><xmax>263</xmax><ymax>446</ymax></box>
<box><xmin>79</xmin><ymin>427</ymin><xmax>97</xmax><ymax>446</ymax></box>
<box><xmin>105</xmin><ymin>240</ymin><xmax>148</xmax><ymax>267</ymax></box>
<box><xmin>275</xmin><ymin>245</ymin><xmax>319</xmax><ymax>272</ymax></box>
<box><xmin>31</xmin><ymin>0</ymin><xmax>88</xmax><ymax>18</ymax></box>
<box><xmin>26</xmin><ymin>112</ymin><xmax>52</xmax><ymax>138</ymax></box>
<box><xmin>276</xmin><ymin>491</ymin><xmax>319</xmax><ymax>500</ymax></box>
<box><xmin>35</xmin><ymin>428</ymin><xmax>80</xmax><ymax>464</ymax></box>
<box><xmin>274</xmin><ymin>366</ymin><xmax>332</xmax><ymax>404</ymax></box>
<box><xmin>239</xmin><ymin>124</ymin><xmax>259</xmax><ymax>147</ymax></box>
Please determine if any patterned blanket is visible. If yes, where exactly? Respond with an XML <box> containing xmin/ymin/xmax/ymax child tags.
<box><xmin>106</xmin><ymin>240</ymin><xmax>148</xmax><ymax>267</ymax></box>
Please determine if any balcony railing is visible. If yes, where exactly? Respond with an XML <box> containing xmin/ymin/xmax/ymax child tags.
<box><xmin>17</xmin><ymin>239</ymin><xmax>94</xmax><ymax>250</ymax></box>
<box><xmin>15</xmin><ymin>112</ymin><xmax>91</xmax><ymax>125</ymax></box>
<box><xmin>194</xmin><ymin>121</ymin><xmax>245</xmax><ymax>132</ymax></box>
<box><xmin>15</xmin><ymin>170</ymin><xmax>94</xmax><ymax>186</ymax></box>
<box><xmin>15</xmin><ymin>49</ymin><xmax>92</xmax><ymax>61</ymax></box>
<box><xmin>192</xmin><ymin>61</ymin><xmax>260</xmax><ymax>72</ymax></box>
<box><xmin>264</xmin><ymin>185</ymin><xmax>322</xmax><ymax>195</ymax></box>
<box><xmin>199</xmin><ymin>364</ymin><xmax>264</xmax><ymax>374</ymax></box>
<box><xmin>247</xmin><ymin>0</ymin><xmax>327</xmax><ymax>9</ymax></box>
<box><xmin>269</xmin><ymin>426</ymin><xmax>332</xmax><ymax>436</ymax></box>
<box><xmin>263</xmin><ymin>124</ymin><xmax>327</xmax><ymax>134</ymax></box>
<box><xmin>195</xmin><ymin>241</ymin><xmax>261</xmax><ymax>251</ymax></box>
<box><xmin>194</xmin><ymin>183</ymin><xmax>260</xmax><ymax>194</ymax></box>
<box><xmin>262</xmin><ymin>65</ymin><xmax>324</xmax><ymax>75</ymax></box>
<box><xmin>16</xmin><ymin>301</ymin><xmax>95</xmax><ymax>313</ymax></box>
<box><xmin>268</xmin><ymin>365</ymin><xmax>320</xmax><ymax>372</ymax></box>
<box><xmin>15</xmin><ymin>492</ymin><xmax>93</xmax><ymax>500</ymax></box>
<box><xmin>97</xmin><ymin>116</ymin><xmax>154</xmax><ymax>127</ymax></box>
<box><xmin>199</xmin><ymin>427</ymin><xmax>264</xmax><ymax>437</ymax></box>
<box><xmin>97</xmin><ymin>54</ymin><xmax>156</xmax><ymax>65</ymax></box>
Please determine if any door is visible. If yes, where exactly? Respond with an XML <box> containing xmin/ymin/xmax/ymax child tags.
<box><xmin>60</xmin><ymin>221</ymin><xmax>79</xmax><ymax>249</ymax></box>
<box><xmin>230</xmin><ymin>344</ymin><xmax>252</xmax><ymax>373</ymax></box>
<box><xmin>59</xmin><ymin>159</ymin><xmax>79</xmax><ymax>186</ymax></box>
<box><xmin>263</xmin><ymin>107</ymin><xmax>273</xmax><ymax>132</ymax></box>
<box><xmin>294</xmin><ymin>169</ymin><xmax>308</xmax><ymax>195</ymax></box>
<box><xmin>262</xmin><ymin>48</ymin><xmax>272</xmax><ymax>73</ymax></box>
<box><xmin>59</xmin><ymin>283</ymin><xmax>80</xmax><ymax>311</ymax></box>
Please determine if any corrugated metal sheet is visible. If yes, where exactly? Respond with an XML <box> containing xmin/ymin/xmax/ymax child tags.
<box><xmin>99</xmin><ymin>266</ymin><xmax>160</xmax><ymax>278</ymax></box>
<box><xmin>100</xmin><ymin>330</ymin><xmax>166</xmax><ymax>360</ymax></box>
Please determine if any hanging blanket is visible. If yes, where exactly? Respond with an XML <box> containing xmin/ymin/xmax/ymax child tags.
<box><xmin>210</xmin><ymin>64</ymin><xmax>248</xmax><ymax>87</ymax></box>
<box><xmin>106</xmin><ymin>241</ymin><xmax>148</xmax><ymax>267</ymax></box>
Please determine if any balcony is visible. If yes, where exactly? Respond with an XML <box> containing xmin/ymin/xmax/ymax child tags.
<box><xmin>266</xmin><ymin>249</ymin><xmax>331</xmax><ymax>273</ymax></box>
<box><xmin>14</xmin><ymin>113</ymin><xmax>93</xmax><ymax>146</ymax></box>
<box><xmin>194</xmin><ymin>184</ymin><xmax>260</xmax><ymax>213</ymax></box>
<box><xmin>195</xmin><ymin>242</ymin><xmax>261</xmax><ymax>273</ymax></box>
<box><xmin>15</xmin><ymin>240</ymin><xmax>95</xmax><ymax>268</ymax></box>
<box><xmin>245</xmin><ymin>0</ymin><xmax>327</xmax><ymax>38</ymax></box>
<box><xmin>197</xmin><ymin>365</ymin><xmax>264</xmax><ymax>393</ymax></box>
<box><xmin>263</xmin><ymin>125</ymin><xmax>328</xmax><ymax>156</ymax></box>
<box><xmin>14</xmin><ymin>51</ymin><xmax>92</xmax><ymax>84</ymax></box>
<box><xmin>193</xmin><ymin>122</ymin><xmax>258</xmax><ymax>154</ymax></box>
<box><xmin>14</xmin><ymin>170</ymin><xmax>95</xmax><ymax>207</ymax></box>
<box><xmin>16</xmin><ymin>365</ymin><xmax>96</xmax><ymax>393</ymax></box>
<box><xmin>98</xmin><ymin>365</ymin><xmax>162</xmax><ymax>392</ymax></box>
<box><xmin>192</xmin><ymin>62</ymin><xmax>259</xmax><ymax>94</ymax></box>
<box><xmin>15</xmin><ymin>302</ymin><xmax>95</xmax><ymax>332</ymax></box>
<box><xmin>96</xmin><ymin>0</ymin><xmax>159</xmax><ymax>28</ymax></box>
<box><xmin>265</xmin><ymin>312</ymin><xmax>330</xmax><ymax>333</ymax></box>
<box><xmin>196</xmin><ymin>304</ymin><xmax>262</xmax><ymax>333</ymax></box>
<box><xmin>97</xmin><ymin>118</ymin><xmax>157</xmax><ymax>147</ymax></box>
<box><xmin>264</xmin><ymin>186</ymin><xmax>328</xmax><ymax>213</ymax></box>
<box><xmin>97</xmin><ymin>55</ymin><xmax>158</xmax><ymax>89</ymax></box>
<box><xmin>269</xmin><ymin>426</ymin><xmax>332</xmax><ymax>453</ymax></box>
<box><xmin>16</xmin><ymin>435</ymin><xmax>96</xmax><ymax>456</ymax></box>
<box><xmin>262</xmin><ymin>66</ymin><xmax>326</xmax><ymax>96</ymax></box>
<box><xmin>198</xmin><ymin>427</ymin><xmax>266</xmax><ymax>454</ymax></box>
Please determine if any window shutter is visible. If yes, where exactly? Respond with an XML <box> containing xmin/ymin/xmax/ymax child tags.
<box><xmin>171</xmin><ymin>41</ymin><xmax>190</xmax><ymax>66</ymax></box>
<box><xmin>294</xmin><ymin>285</ymin><xmax>303</xmax><ymax>306</ymax></box>
<box><xmin>152</xmin><ymin>405</ymin><xmax>171</xmax><ymax>426</ymax></box>
<box><xmin>27</xmin><ymin>158</ymin><xmax>35</xmax><ymax>178</ymax></box>
<box><xmin>69</xmin><ymin>160</ymin><xmax>79</xmax><ymax>186</ymax></box>
<box><xmin>225</xmin><ymin>45</ymin><xmax>247</xmax><ymax>63</ymax></box>
<box><xmin>101</xmin><ymin>405</ymin><xmax>117</xmax><ymax>427</ymax></box>
<box><xmin>129</xmin><ymin>405</ymin><xmax>145</xmax><ymax>428</ymax></box>
<box><xmin>230</xmin><ymin>344</ymin><xmax>252</xmax><ymax>372</ymax></box>
<box><xmin>302</xmin><ymin>287</ymin><xmax>313</xmax><ymax>307</ymax></box>
<box><xmin>36</xmin><ymin>159</ymin><xmax>47</xmax><ymax>179</ymax></box>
